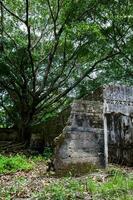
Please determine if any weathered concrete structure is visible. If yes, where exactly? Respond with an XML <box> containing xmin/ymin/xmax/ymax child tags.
<box><xmin>54</xmin><ymin>85</ymin><xmax>133</xmax><ymax>172</ymax></box>
<box><xmin>54</xmin><ymin>100</ymin><xmax>105</xmax><ymax>173</ymax></box>
<box><xmin>103</xmin><ymin>85</ymin><xmax>133</xmax><ymax>166</ymax></box>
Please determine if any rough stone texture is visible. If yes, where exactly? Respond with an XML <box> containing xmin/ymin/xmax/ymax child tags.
<box><xmin>54</xmin><ymin>100</ymin><xmax>105</xmax><ymax>172</ymax></box>
<box><xmin>104</xmin><ymin>85</ymin><xmax>133</xmax><ymax>166</ymax></box>
<box><xmin>54</xmin><ymin>85</ymin><xmax>133</xmax><ymax>171</ymax></box>
<box><xmin>103</xmin><ymin>85</ymin><xmax>133</xmax><ymax>115</ymax></box>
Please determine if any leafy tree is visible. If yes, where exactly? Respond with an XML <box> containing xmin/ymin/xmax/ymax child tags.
<box><xmin>0</xmin><ymin>0</ymin><xmax>132</xmax><ymax>143</ymax></box>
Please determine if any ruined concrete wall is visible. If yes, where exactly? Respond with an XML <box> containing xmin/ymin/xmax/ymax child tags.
<box><xmin>54</xmin><ymin>100</ymin><xmax>105</xmax><ymax>173</ymax></box>
<box><xmin>54</xmin><ymin>85</ymin><xmax>133</xmax><ymax>171</ymax></box>
<box><xmin>104</xmin><ymin>85</ymin><xmax>133</xmax><ymax>166</ymax></box>
<box><xmin>107</xmin><ymin>113</ymin><xmax>133</xmax><ymax>166</ymax></box>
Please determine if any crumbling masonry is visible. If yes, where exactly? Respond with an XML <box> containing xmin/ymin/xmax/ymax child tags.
<box><xmin>54</xmin><ymin>85</ymin><xmax>133</xmax><ymax>172</ymax></box>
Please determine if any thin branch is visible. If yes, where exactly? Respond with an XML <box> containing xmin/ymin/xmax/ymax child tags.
<box><xmin>36</xmin><ymin>51</ymin><xmax>120</xmax><ymax>111</ymax></box>
<box><xmin>43</xmin><ymin>23</ymin><xmax>65</xmax><ymax>87</ymax></box>
<box><xmin>0</xmin><ymin>0</ymin><xmax>4</xmax><ymax>37</ymax></box>
<box><xmin>35</xmin><ymin>95</ymin><xmax>69</xmax><ymax>123</ymax></box>
<box><xmin>38</xmin><ymin>38</ymin><xmax>91</xmax><ymax>100</ymax></box>
<box><xmin>47</xmin><ymin>0</ymin><xmax>56</xmax><ymax>37</ymax></box>
<box><xmin>37</xmin><ymin>37</ymin><xmax>92</xmax><ymax>102</ymax></box>
<box><xmin>76</xmin><ymin>3</ymin><xmax>97</xmax><ymax>21</ymax></box>
<box><xmin>0</xmin><ymin>0</ymin><xmax>4</xmax><ymax>52</ymax></box>
<box><xmin>50</xmin><ymin>51</ymin><xmax>120</xmax><ymax>105</ymax></box>
<box><xmin>4</xmin><ymin>30</ymin><xmax>18</xmax><ymax>48</ymax></box>
<box><xmin>54</xmin><ymin>0</ymin><xmax>60</xmax><ymax>23</ymax></box>
<box><xmin>25</xmin><ymin>0</ymin><xmax>36</xmax><ymax>93</ymax></box>
<box><xmin>0</xmin><ymin>0</ymin><xmax>25</xmax><ymax>23</ymax></box>
<box><xmin>31</xmin><ymin>28</ymin><xmax>45</xmax><ymax>50</ymax></box>
<box><xmin>36</xmin><ymin>60</ymin><xmax>77</xmax><ymax>112</ymax></box>
<box><xmin>0</xmin><ymin>80</ymin><xmax>21</xmax><ymax>103</ymax></box>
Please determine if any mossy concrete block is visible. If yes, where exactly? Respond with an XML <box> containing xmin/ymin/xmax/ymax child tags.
<box><xmin>54</xmin><ymin>100</ymin><xmax>105</xmax><ymax>174</ymax></box>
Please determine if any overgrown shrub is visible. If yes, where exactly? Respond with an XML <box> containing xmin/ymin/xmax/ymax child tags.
<box><xmin>0</xmin><ymin>154</ymin><xmax>33</xmax><ymax>174</ymax></box>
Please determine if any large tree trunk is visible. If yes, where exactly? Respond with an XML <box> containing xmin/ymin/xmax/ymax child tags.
<box><xmin>18</xmin><ymin>111</ymin><xmax>44</xmax><ymax>153</ymax></box>
<box><xmin>17</xmin><ymin>123</ymin><xmax>32</xmax><ymax>146</ymax></box>
<box><xmin>20</xmin><ymin>126</ymin><xmax>31</xmax><ymax>145</ymax></box>
<box><xmin>17</xmin><ymin>86</ymin><xmax>35</xmax><ymax>145</ymax></box>
<box><xmin>18</xmin><ymin>108</ymin><xmax>33</xmax><ymax>145</ymax></box>
<box><xmin>17</xmin><ymin>96</ymin><xmax>44</xmax><ymax>151</ymax></box>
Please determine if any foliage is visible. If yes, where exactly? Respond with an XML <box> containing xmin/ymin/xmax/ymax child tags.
<box><xmin>37</xmin><ymin>178</ymin><xmax>85</xmax><ymax>200</ymax></box>
<box><xmin>36</xmin><ymin>169</ymin><xmax>133</xmax><ymax>200</ymax></box>
<box><xmin>43</xmin><ymin>147</ymin><xmax>53</xmax><ymax>160</ymax></box>
<box><xmin>0</xmin><ymin>0</ymin><xmax>133</xmax><ymax>139</ymax></box>
<box><xmin>0</xmin><ymin>176</ymin><xmax>28</xmax><ymax>200</ymax></box>
<box><xmin>0</xmin><ymin>154</ymin><xmax>33</xmax><ymax>174</ymax></box>
<box><xmin>0</xmin><ymin>156</ymin><xmax>132</xmax><ymax>200</ymax></box>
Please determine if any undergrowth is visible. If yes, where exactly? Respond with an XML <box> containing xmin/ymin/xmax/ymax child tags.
<box><xmin>0</xmin><ymin>147</ymin><xmax>53</xmax><ymax>174</ymax></box>
<box><xmin>43</xmin><ymin>147</ymin><xmax>53</xmax><ymax>160</ymax></box>
<box><xmin>0</xmin><ymin>154</ymin><xmax>33</xmax><ymax>174</ymax></box>
<box><xmin>0</xmin><ymin>154</ymin><xmax>132</xmax><ymax>200</ymax></box>
<box><xmin>36</xmin><ymin>167</ymin><xmax>133</xmax><ymax>200</ymax></box>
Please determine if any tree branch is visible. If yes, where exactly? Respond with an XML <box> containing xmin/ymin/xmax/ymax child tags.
<box><xmin>0</xmin><ymin>0</ymin><xmax>4</xmax><ymax>52</ymax></box>
<box><xmin>0</xmin><ymin>0</ymin><xmax>25</xmax><ymax>23</ymax></box>
<box><xmin>50</xmin><ymin>51</ymin><xmax>120</xmax><ymax>105</ymax></box>
<box><xmin>25</xmin><ymin>0</ymin><xmax>36</xmax><ymax>93</ymax></box>
<box><xmin>42</xmin><ymin>23</ymin><xmax>65</xmax><ymax>87</ymax></box>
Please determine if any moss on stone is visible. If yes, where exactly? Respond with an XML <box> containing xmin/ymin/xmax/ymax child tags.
<box><xmin>55</xmin><ymin>162</ymin><xmax>98</xmax><ymax>177</ymax></box>
<box><xmin>54</xmin><ymin>133</ymin><xmax>65</xmax><ymax>147</ymax></box>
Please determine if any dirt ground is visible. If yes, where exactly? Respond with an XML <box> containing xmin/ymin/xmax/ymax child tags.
<box><xmin>0</xmin><ymin>160</ymin><xmax>133</xmax><ymax>200</ymax></box>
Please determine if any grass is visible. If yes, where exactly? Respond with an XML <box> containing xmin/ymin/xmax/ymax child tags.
<box><xmin>0</xmin><ymin>147</ymin><xmax>53</xmax><ymax>174</ymax></box>
<box><xmin>0</xmin><ymin>154</ymin><xmax>33</xmax><ymax>174</ymax></box>
<box><xmin>0</xmin><ymin>177</ymin><xmax>28</xmax><ymax>200</ymax></box>
<box><xmin>0</xmin><ymin>154</ymin><xmax>132</xmax><ymax>200</ymax></box>
<box><xmin>35</xmin><ymin>178</ymin><xmax>85</xmax><ymax>200</ymax></box>
<box><xmin>94</xmin><ymin>172</ymin><xmax>133</xmax><ymax>199</ymax></box>
<box><xmin>36</xmin><ymin>167</ymin><xmax>133</xmax><ymax>200</ymax></box>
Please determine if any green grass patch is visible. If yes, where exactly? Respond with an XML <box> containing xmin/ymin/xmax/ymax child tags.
<box><xmin>0</xmin><ymin>154</ymin><xmax>33</xmax><ymax>174</ymax></box>
<box><xmin>0</xmin><ymin>154</ymin><xmax>132</xmax><ymax>200</ymax></box>
<box><xmin>36</xmin><ymin>168</ymin><xmax>133</xmax><ymax>200</ymax></box>
<box><xmin>36</xmin><ymin>178</ymin><xmax>85</xmax><ymax>200</ymax></box>
<box><xmin>0</xmin><ymin>176</ymin><xmax>28</xmax><ymax>200</ymax></box>
<box><xmin>93</xmin><ymin>173</ymin><xmax>133</xmax><ymax>199</ymax></box>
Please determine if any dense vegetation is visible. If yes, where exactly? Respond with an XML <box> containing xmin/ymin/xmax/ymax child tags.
<box><xmin>0</xmin><ymin>154</ymin><xmax>33</xmax><ymax>173</ymax></box>
<box><xmin>0</xmin><ymin>0</ymin><xmax>133</xmax><ymax>142</ymax></box>
<box><xmin>0</xmin><ymin>154</ymin><xmax>132</xmax><ymax>199</ymax></box>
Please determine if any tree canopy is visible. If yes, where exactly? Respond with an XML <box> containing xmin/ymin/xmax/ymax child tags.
<box><xmin>0</xmin><ymin>0</ymin><xmax>132</xmax><ymax>142</ymax></box>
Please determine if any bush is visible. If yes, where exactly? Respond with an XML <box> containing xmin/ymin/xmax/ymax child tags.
<box><xmin>0</xmin><ymin>154</ymin><xmax>33</xmax><ymax>174</ymax></box>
